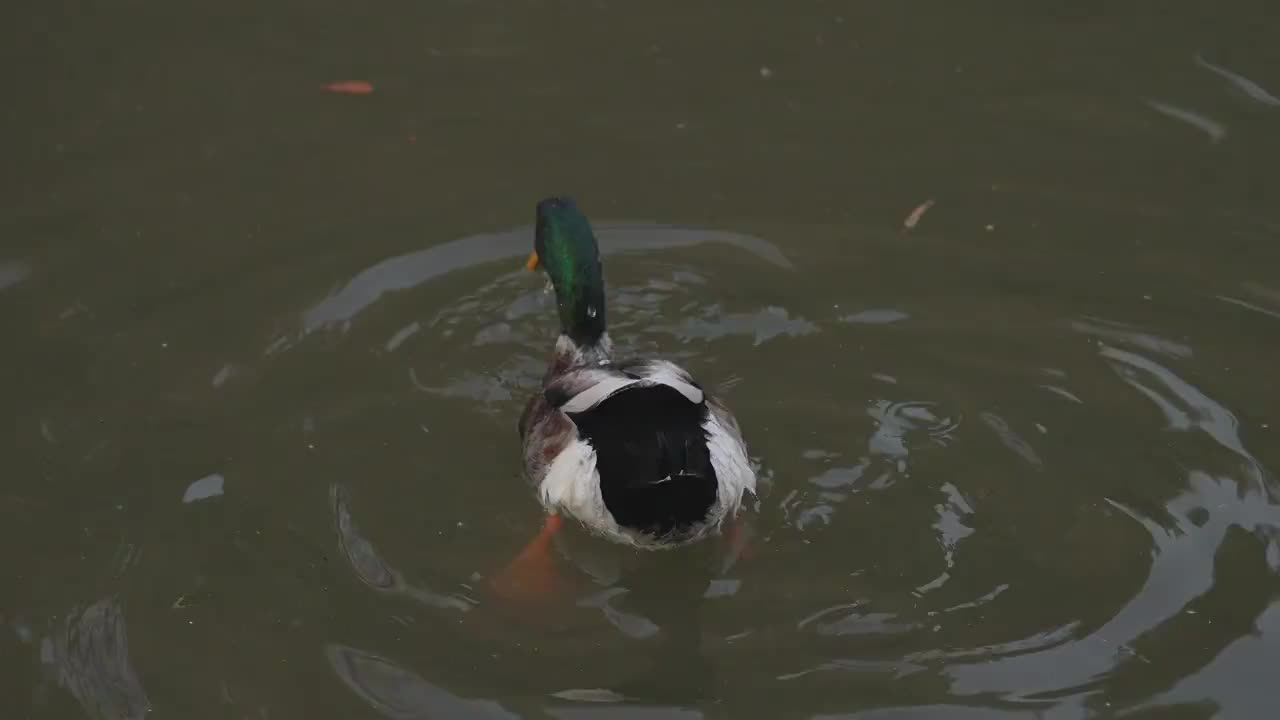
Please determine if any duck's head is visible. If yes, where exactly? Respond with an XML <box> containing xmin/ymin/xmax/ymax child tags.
<box><xmin>525</xmin><ymin>197</ymin><xmax>607</xmax><ymax>346</ymax></box>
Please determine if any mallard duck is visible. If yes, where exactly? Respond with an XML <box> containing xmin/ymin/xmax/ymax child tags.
<box><xmin>491</xmin><ymin>197</ymin><xmax>757</xmax><ymax>600</ymax></box>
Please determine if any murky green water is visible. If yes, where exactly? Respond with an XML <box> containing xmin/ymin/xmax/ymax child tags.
<box><xmin>6</xmin><ymin>1</ymin><xmax>1280</xmax><ymax>718</ymax></box>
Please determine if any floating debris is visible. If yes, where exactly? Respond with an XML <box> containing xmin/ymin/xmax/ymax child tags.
<box><xmin>903</xmin><ymin>199</ymin><xmax>935</xmax><ymax>229</ymax></box>
<box><xmin>182</xmin><ymin>474</ymin><xmax>225</xmax><ymax>504</ymax></box>
<box><xmin>322</xmin><ymin>80</ymin><xmax>374</xmax><ymax>95</ymax></box>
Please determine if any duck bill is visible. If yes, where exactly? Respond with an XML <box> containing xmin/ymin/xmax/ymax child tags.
<box><xmin>524</xmin><ymin>250</ymin><xmax>540</xmax><ymax>271</ymax></box>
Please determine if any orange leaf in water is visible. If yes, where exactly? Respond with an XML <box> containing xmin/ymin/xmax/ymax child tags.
<box><xmin>322</xmin><ymin>80</ymin><xmax>374</xmax><ymax>95</ymax></box>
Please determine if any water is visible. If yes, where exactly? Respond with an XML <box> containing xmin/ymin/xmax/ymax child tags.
<box><xmin>4</xmin><ymin>1</ymin><xmax>1280</xmax><ymax>717</ymax></box>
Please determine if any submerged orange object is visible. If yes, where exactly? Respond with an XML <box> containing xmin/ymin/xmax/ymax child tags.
<box><xmin>489</xmin><ymin>513</ymin><xmax>565</xmax><ymax>606</ymax></box>
<box><xmin>524</xmin><ymin>250</ymin><xmax>540</xmax><ymax>271</ymax></box>
<box><xmin>322</xmin><ymin>80</ymin><xmax>374</xmax><ymax>95</ymax></box>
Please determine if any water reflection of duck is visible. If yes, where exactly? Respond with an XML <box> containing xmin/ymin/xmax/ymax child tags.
<box><xmin>491</xmin><ymin>197</ymin><xmax>757</xmax><ymax>603</ymax></box>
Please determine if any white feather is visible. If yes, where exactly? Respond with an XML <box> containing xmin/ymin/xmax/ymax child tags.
<box><xmin>638</xmin><ymin>360</ymin><xmax>704</xmax><ymax>404</ymax></box>
<box><xmin>538</xmin><ymin>439</ymin><xmax>617</xmax><ymax>531</ymax></box>
<box><xmin>704</xmin><ymin>412</ymin><xmax>756</xmax><ymax>518</ymax></box>
<box><xmin>562</xmin><ymin>376</ymin><xmax>641</xmax><ymax>413</ymax></box>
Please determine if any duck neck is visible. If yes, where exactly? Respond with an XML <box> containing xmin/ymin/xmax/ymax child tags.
<box><xmin>554</xmin><ymin>333</ymin><xmax>613</xmax><ymax>369</ymax></box>
<box><xmin>552</xmin><ymin>257</ymin><xmax>607</xmax><ymax>349</ymax></box>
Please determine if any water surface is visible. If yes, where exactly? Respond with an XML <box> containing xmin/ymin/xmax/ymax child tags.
<box><xmin>4</xmin><ymin>1</ymin><xmax>1280</xmax><ymax>718</ymax></box>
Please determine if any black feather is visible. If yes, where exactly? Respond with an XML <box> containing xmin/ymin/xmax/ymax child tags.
<box><xmin>566</xmin><ymin>384</ymin><xmax>718</xmax><ymax>539</ymax></box>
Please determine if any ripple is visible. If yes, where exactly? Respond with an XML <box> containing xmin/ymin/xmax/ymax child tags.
<box><xmin>384</xmin><ymin>321</ymin><xmax>422</xmax><ymax>351</ymax></box>
<box><xmin>1193</xmin><ymin>51</ymin><xmax>1280</xmax><ymax>108</ymax></box>
<box><xmin>839</xmin><ymin>309</ymin><xmax>910</xmax><ymax>325</ymax></box>
<box><xmin>1144</xmin><ymin>98</ymin><xmax>1227</xmax><ymax>144</ymax></box>
<box><xmin>909</xmin><ymin>336</ymin><xmax>1280</xmax><ymax>707</ymax></box>
<box><xmin>238</xmin><ymin>203</ymin><xmax>1280</xmax><ymax>719</ymax></box>
<box><xmin>1072</xmin><ymin>317</ymin><xmax>1193</xmax><ymax>359</ymax></box>
<box><xmin>1138</xmin><ymin>599</ymin><xmax>1280</xmax><ymax>718</ymax></box>
<box><xmin>550</xmin><ymin>688</ymin><xmax>627</xmax><ymax>703</ymax></box>
<box><xmin>1038</xmin><ymin>383</ymin><xmax>1084</xmax><ymax>404</ymax></box>
<box><xmin>327</xmin><ymin>644</ymin><xmax>517</xmax><ymax>719</ymax></box>
<box><xmin>909</xmin><ymin>621</ymin><xmax>1080</xmax><ymax>664</ymax></box>
<box><xmin>978</xmin><ymin>412</ymin><xmax>1043</xmax><ymax>470</ymax></box>
<box><xmin>34</xmin><ymin>597</ymin><xmax>150</xmax><ymax>720</ymax></box>
<box><xmin>869</xmin><ymin>400</ymin><xmax>962</xmax><ymax>458</ymax></box>
<box><xmin>789</xmin><ymin>400</ymin><xmax>962</xmax><ymax>533</ymax></box>
<box><xmin>331</xmin><ymin>484</ymin><xmax>472</xmax><ymax>612</ymax></box>
<box><xmin>797</xmin><ymin>603</ymin><xmax>917</xmax><ymax>638</ymax></box>
<box><xmin>396</xmin><ymin>255</ymin><xmax>805</xmax><ymax>415</ymax></box>
<box><xmin>576</xmin><ymin>588</ymin><xmax>661</xmax><ymax>640</ymax></box>
<box><xmin>914</xmin><ymin>483</ymin><xmax>977</xmax><ymax>595</ymax></box>
<box><xmin>1101</xmin><ymin>344</ymin><xmax>1271</xmax><ymax>495</ymax></box>
<box><xmin>548</xmin><ymin>706</ymin><xmax>704</xmax><ymax>720</ymax></box>
<box><xmin>814</xmin><ymin>705</ymin><xmax>1037</xmax><ymax>719</ymax></box>
<box><xmin>776</xmin><ymin>657</ymin><xmax>928</xmax><ymax>682</ymax></box>
<box><xmin>299</xmin><ymin>222</ymin><xmax>792</xmax><ymax>336</ymax></box>
<box><xmin>653</xmin><ymin>305</ymin><xmax>819</xmax><ymax>346</ymax></box>
<box><xmin>937</xmin><ymin>472</ymin><xmax>1280</xmax><ymax>701</ymax></box>
<box><xmin>1216</xmin><ymin>294</ymin><xmax>1280</xmax><ymax>322</ymax></box>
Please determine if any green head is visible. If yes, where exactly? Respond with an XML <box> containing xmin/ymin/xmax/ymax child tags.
<box><xmin>528</xmin><ymin>196</ymin><xmax>607</xmax><ymax>346</ymax></box>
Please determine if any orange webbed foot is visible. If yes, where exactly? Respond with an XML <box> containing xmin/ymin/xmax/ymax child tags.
<box><xmin>728</xmin><ymin>516</ymin><xmax>754</xmax><ymax>559</ymax></box>
<box><xmin>488</xmin><ymin>514</ymin><xmax>567</xmax><ymax>607</ymax></box>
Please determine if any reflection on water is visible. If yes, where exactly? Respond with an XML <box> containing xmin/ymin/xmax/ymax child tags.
<box><xmin>934</xmin><ymin>473</ymin><xmax>1280</xmax><ymax>704</ymax></box>
<box><xmin>787</xmin><ymin>399</ymin><xmax>962</xmax><ymax>533</ymax></box>
<box><xmin>1142</xmin><ymin>600</ymin><xmax>1280</xmax><ymax>718</ymax></box>
<box><xmin>914</xmin><ymin>483</ymin><xmax>976</xmax><ymax>596</ymax></box>
<box><xmin>1102</xmin><ymin>344</ymin><xmax>1272</xmax><ymax>496</ymax></box>
<box><xmin>738</xmin><ymin>323</ymin><xmax>1278</xmax><ymax>715</ymax></box>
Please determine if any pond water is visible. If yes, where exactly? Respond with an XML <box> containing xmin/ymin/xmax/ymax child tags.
<box><xmin>4</xmin><ymin>1</ymin><xmax>1280</xmax><ymax>718</ymax></box>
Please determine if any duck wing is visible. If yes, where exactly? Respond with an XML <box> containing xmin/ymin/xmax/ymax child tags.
<box><xmin>539</xmin><ymin>360</ymin><xmax>703</xmax><ymax>415</ymax></box>
<box><xmin>547</xmin><ymin>361</ymin><xmax>715</xmax><ymax>538</ymax></box>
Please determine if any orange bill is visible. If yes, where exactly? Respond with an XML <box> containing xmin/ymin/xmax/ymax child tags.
<box><xmin>524</xmin><ymin>250</ymin><xmax>540</xmax><ymax>271</ymax></box>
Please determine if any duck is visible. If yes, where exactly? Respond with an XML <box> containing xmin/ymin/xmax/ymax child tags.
<box><xmin>491</xmin><ymin>197</ymin><xmax>757</xmax><ymax>602</ymax></box>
